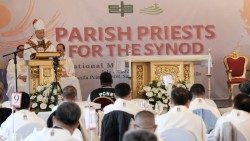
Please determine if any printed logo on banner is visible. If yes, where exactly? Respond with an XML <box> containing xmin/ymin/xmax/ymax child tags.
<box><xmin>11</xmin><ymin>92</ymin><xmax>22</xmax><ymax>108</ymax></box>
<box><xmin>108</xmin><ymin>1</ymin><xmax>133</xmax><ymax>17</ymax></box>
<box><xmin>139</xmin><ymin>3</ymin><xmax>164</xmax><ymax>15</ymax></box>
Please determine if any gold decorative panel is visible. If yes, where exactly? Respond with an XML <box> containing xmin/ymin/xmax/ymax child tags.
<box><xmin>151</xmin><ymin>62</ymin><xmax>194</xmax><ymax>85</ymax></box>
<box><xmin>183</xmin><ymin>64</ymin><xmax>191</xmax><ymax>83</ymax></box>
<box><xmin>131</xmin><ymin>62</ymin><xmax>150</xmax><ymax>98</ymax></box>
<box><xmin>136</xmin><ymin>65</ymin><xmax>144</xmax><ymax>95</ymax></box>
<box><xmin>28</xmin><ymin>60</ymin><xmax>65</xmax><ymax>93</ymax></box>
<box><xmin>131</xmin><ymin>61</ymin><xmax>194</xmax><ymax>98</ymax></box>
<box><xmin>153</xmin><ymin>64</ymin><xmax>180</xmax><ymax>83</ymax></box>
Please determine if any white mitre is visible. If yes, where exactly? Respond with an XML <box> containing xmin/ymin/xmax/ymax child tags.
<box><xmin>33</xmin><ymin>19</ymin><xmax>45</xmax><ymax>30</ymax></box>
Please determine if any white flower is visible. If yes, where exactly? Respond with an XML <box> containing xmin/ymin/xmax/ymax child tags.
<box><xmin>43</xmin><ymin>88</ymin><xmax>50</xmax><ymax>96</ymax></box>
<box><xmin>37</xmin><ymin>95</ymin><xmax>43</xmax><ymax>102</ymax></box>
<box><xmin>53</xmin><ymin>89</ymin><xmax>58</xmax><ymax>94</ymax></box>
<box><xmin>42</xmin><ymin>97</ymin><xmax>48</xmax><ymax>103</ymax></box>
<box><xmin>146</xmin><ymin>92</ymin><xmax>153</xmax><ymax>97</ymax></box>
<box><xmin>32</xmin><ymin>103</ymin><xmax>38</xmax><ymax>108</ymax></box>
<box><xmin>163</xmin><ymin>98</ymin><xmax>169</xmax><ymax>104</ymax></box>
<box><xmin>157</xmin><ymin>92</ymin><xmax>163</xmax><ymax>98</ymax></box>
<box><xmin>165</xmin><ymin>85</ymin><xmax>169</xmax><ymax>90</ymax></box>
<box><xmin>50</xmin><ymin>96</ymin><xmax>55</xmax><ymax>102</ymax></box>
<box><xmin>30</xmin><ymin>96</ymin><xmax>36</xmax><ymax>99</ymax></box>
<box><xmin>36</xmin><ymin>86</ymin><xmax>44</xmax><ymax>92</ymax></box>
<box><xmin>51</xmin><ymin>96</ymin><xmax>55</xmax><ymax>100</ymax></box>
<box><xmin>40</xmin><ymin>103</ymin><xmax>47</xmax><ymax>109</ymax></box>
<box><xmin>49</xmin><ymin>104</ymin><xmax>55</xmax><ymax>109</ymax></box>
<box><xmin>152</xmin><ymin>88</ymin><xmax>159</xmax><ymax>93</ymax></box>
<box><xmin>160</xmin><ymin>89</ymin><xmax>168</xmax><ymax>94</ymax></box>
<box><xmin>157</xmin><ymin>82</ymin><xmax>161</xmax><ymax>87</ymax></box>
<box><xmin>143</xmin><ymin>86</ymin><xmax>151</xmax><ymax>92</ymax></box>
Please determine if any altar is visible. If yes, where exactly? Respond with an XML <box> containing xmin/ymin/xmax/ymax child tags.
<box><xmin>117</xmin><ymin>55</ymin><xmax>212</xmax><ymax>98</ymax></box>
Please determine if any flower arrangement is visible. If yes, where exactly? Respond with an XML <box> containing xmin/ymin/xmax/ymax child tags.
<box><xmin>139</xmin><ymin>80</ymin><xmax>171</xmax><ymax>109</ymax></box>
<box><xmin>172</xmin><ymin>80</ymin><xmax>189</xmax><ymax>90</ymax></box>
<box><xmin>30</xmin><ymin>83</ymin><xmax>63</xmax><ymax>113</ymax></box>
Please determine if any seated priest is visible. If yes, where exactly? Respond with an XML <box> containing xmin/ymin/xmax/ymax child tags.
<box><xmin>103</xmin><ymin>83</ymin><xmax>143</xmax><ymax>116</ymax></box>
<box><xmin>155</xmin><ymin>87</ymin><xmax>207</xmax><ymax>141</ymax></box>
<box><xmin>0</xmin><ymin>92</ymin><xmax>45</xmax><ymax>133</ymax></box>
<box><xmin>56</xmin><ymin>43</ymin><xmax>82</xmax><ymax>101</ymax></box>
<box><xmin>6</xmin><ymin>45</ymin><xmax>29</xmax><ymax>98</ymax></box>
<box><xmin>209</xmin><ymin>93</ymin><xmax>250</xmax><ymax>141</ymax></box>
<box><xmin>23</xmin><ymin>18</ymin><xmax>56</xmax><ymax>60</ymax></box>
<box><xmin>24</xmin><ymin>102</ymin><xmax>82</xmax><ymax>141</ymax></box>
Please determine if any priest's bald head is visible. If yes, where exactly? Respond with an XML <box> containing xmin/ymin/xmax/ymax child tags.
<box><xmin>134</xmin><ymin>110</ymin><xmax>157</xmax><ymax>133</ymax></box>
<box><xmin>53</xmin><ymin>102</ymin><xmax>81</xmax><ymax>134</ymax></box>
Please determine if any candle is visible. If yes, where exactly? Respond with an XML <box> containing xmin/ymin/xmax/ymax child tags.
<box><xmin>208</xmin><ymin>56</ymin><xmax>211</xmax><ymax>74</ymax></box>
<box><xmin>129</xmin><ymin>59</ymin><xmax>131</xmax><ymax>77</ymax></box>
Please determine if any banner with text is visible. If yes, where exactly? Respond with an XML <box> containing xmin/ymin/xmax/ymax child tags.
<box><xmin>1</xmin><ymin>0</ymin><xmax>250</xmax><ymax>99</ymax></box>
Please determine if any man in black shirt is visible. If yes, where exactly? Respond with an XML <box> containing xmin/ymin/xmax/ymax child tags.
<box><xmin>89</xmin><ymin>72</ymin><xmax>116</xmax><ymax>108</ymax></box>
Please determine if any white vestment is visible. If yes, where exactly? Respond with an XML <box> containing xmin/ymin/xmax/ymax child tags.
<box><xmin>24</xmin><ymin>127</ymin><xmax>82</xmax><ymax>141</ymax></box>
<box><xmin>103</xmin><ymin>98</ymin><xmax>143</xmax><ymax>115</ymax></box>
<box><xmin>205</xmin><ymin>99</ymin><xmax>218</xmax><ymax>108</ymax></box>
<box><xmin>23</xmin><ymin>37</ymin><xmax>56</xmax><ymax>60</ymax></box>
<box><xmin>6</xmin><ymin>56</ymin><xmax>29</xmax><ymax>97</ymax></box>
<box><xmin>59</xmin><ymin>55</ymin><xmax>82</xmax><ymax>101</ymax></box>
<box><xmin>155</xmin><ymin>106</ymin><xmax>207</xmax><ymax>141</ymax></box>
<box><xmin>210</xmin><ymin>109</ymin><xmax>250</xmax><ymax>140</ymax></box>
<box><xmin>0</xmin><ymin>109</ymin><xmax>45</xmax><ymax>133</ymax></box>
<box><xmin>189</xmin><ymin>98</ymin><xmax>221</xmax><ymax>118</ymax></box>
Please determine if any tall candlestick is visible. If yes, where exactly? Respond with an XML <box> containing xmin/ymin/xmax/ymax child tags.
<box><xmin>208</xmin><ymin>57</ymin><xmax>211</xmax><ymax>74</ymax></box>
<box><xmin>208</xmin><ymin>49</ymin><xmax>211</xmax><ymax>74</ymax></box>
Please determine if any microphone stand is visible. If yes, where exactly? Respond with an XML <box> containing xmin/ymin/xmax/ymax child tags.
<box><xmin>2</xmin><ymin>45</ymin><xmax>38</xmax><ymax>93</ymax></box>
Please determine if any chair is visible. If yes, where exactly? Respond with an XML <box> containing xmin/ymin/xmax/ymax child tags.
<box><xmin>192</xmin><ymin>109</ymin><xmax>218</xmax><ymax>133</ymax></box>
<box><xmin>93</xmin><ymin>97</ymin><xmax>114</xmax><ymax>109</ymax></box>
<box><xmin>160</xmin><ymin>128</ymin><xmax>197</xmax><ymax>141</ymax></box>
<box><xmin>15</xmin><ymin>122</ymin><xmax>44</xmax><ymax>139</ymax></box>
<box><xmin>101</xmin><ymin>110</ymin><xmax>134</xmax><ymax>141</ymax></box>
<box><xmin>224</xmin><ymin>51</ymin><xmax>248</xmax><ymax>99</ymax></box>
<box><xmin>37</xmin><ymin>111</ymin><xmax>52</xmax><ymax>123</ymax></box>
<box><xmin>76</xmin><ymin>101</ymin><xmax>101</xmax><ymax>110</ymax></box>
<box><xmin>0</xmin><ymin>108</ymin><xmax>12</xmax><ymax>126</ymax></box>
<box><xmin>220</xmin><ymin>122</ymin><xmax>247</xmax><ymax>141</ymax></box>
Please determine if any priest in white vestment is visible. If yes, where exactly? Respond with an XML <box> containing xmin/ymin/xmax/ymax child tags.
<box><xmin>189</xmin><ymin>83</ymin><xmax>221</xmax><ymax>118</ymax></box>
<box><xmin>24</xmin><ymin>102</ymin><xmax>83</xmax><ymax>141</ymax></box>
<box><xmin>155</xmin><ymin>87</ymin><xmax>207</xmax><ymax>141</ymax></box>
<box><xmin>208</xmin><ymin>94</ymin><xmax>250</xmax><ymax>141</ymax></box>
<box><xmin>56</xmin><ymin>43</ymin><xmax>82</xmax><ymax>101</ymax></box>
<box><xmin>0</xmin><ymin>92</ymin><xmax>45</xmax><ymax>134</ymax></box>
<box><xmin>6</xmin><ymin>45</ymin><xmax>29</xmax><ymax>98</ymax></box>
<box><xmin>103</xmin><ymin>83</ymin><xmax>143</xmax><ymax>116</ymax></box>
<box><xmin>23</xmin><ymin>19</ymin><xmax>56</xmax><ymax>60</ymax></box>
